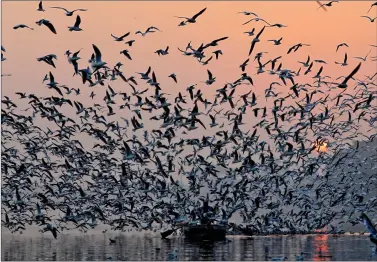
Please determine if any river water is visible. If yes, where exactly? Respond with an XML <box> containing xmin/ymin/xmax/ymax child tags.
<box><xmin>2</xmin><ymin>233</ymin><xmax>376</xmax><ymax>261</ymax></box>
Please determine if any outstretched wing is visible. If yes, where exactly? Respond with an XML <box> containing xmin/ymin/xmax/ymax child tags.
<box><xmin>192</xmin><ymin>7</ymin><xmax>207</xmax><ymax>20</ymax></box>
<box><xmin>74</xmin><ymin>15</ymin><xmax>81</xmax><ymax>27</ymax></box>
<box><xmin>43</xmin><ymin>21</ymin><xmax>57</xmax><ymax>34</ymax></box>
<box><xmin>361</xmin><ymin>213</ymin><xmax>377</xmax><ymax>235</ymax></box>
<box><xmin>92</xmin><ymin>44</ymin><xmax>102</xmax><ymax>61</ymax></box>
<box><xmin>51</xmin><ymin>6</ymin><xmax>69</xmax><ymax>13</ymax></box>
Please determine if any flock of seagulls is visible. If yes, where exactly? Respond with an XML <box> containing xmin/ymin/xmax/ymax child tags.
<box><xmin>1</xmin><ymin>1</ymin><xmax>377</xmax><ymax>254</ymax></box>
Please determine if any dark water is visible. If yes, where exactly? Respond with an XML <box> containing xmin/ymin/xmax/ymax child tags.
<box><xmin>1</xmin><ymin>234</ymin><xmax>376</xmax><ymax>261</ymax></box>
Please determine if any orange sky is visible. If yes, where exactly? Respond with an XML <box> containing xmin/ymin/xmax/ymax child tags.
<box><xmin>2</xmin><ymin>1</ymin><xmax>376</xmax><ymax>99</ymax></box>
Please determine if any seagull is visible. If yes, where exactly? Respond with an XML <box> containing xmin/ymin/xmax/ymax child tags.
<box><xmin>35</xmin><ymin>19</ymin><xmax>57</xmax><ymax>34</ymax></box>
<box><xmin>37</xmin><ymin>1</ymin><xmax>45</xmax><ymax>11</ymax></box>
<box><xmin>125</xmin><ymin>40</ymin><xmax>135</xmax><ymax>46</ymax></box>
<box><xmin>361</xmin><ymin>16</ymin><xmax>377</xmax><ymax>22</ymax></box>
<box><xmin>336</xmin><ymin>43</ymin><xmax>349</xmax><ymax>52</ymax></box>
<box><xmin>244</xmin><ymin>28</ymin><xmax>255</xmax><ymax>36</ymax></box>
<box><xmin>13</xmin><ymin>24</ymin><xmax>34</xmax><ymax>30</ymax></box>
<box><xmin>237</xmin><ymin>11</ymin><xmax>258</xmax><ymax>16</ymax></box>
<box><xmin>335</xmin><ymin>53</ymin><xmax>348</xmax><ymax>66</ymax></box>
<box><xmin>111</xmin><ymin>32</ymin><xmax>130</xmax><ymax>41</ymax></box>
<box><xmin>68</xmin><ymin>15</ymin><xmax>83</xmax><ymax>31</ymax></box>
<box><xmin>120</xmin><ymin>50</ymin><xmax>132</xmax><ymax>60</ymax></box>
<box><xmin>175</xmin><ymin>7</ymin><xmax>207</xmax><ymax>26</ymax></box>
<box><xmin>155</xmin><ymin>46</ymin><xmax>169</xmax><ymax>56</ymax></box>
<box><xmin>298</xmin><ymin>56</ymin><xmax>311</xmax><ymax>67</ymax></box>
<box><xmin>46</xmin><ymin>72</ymin><xmax>63</xmax><ymax>96</ymax></box>
<box><xmin>354</xmin><ymin>50</ymin><xmax>371</xmax><ymax>61</ymax></box>
<box><xmin>213</xmin><ymin>50</ymin><xmax>223</xmax><ymax>59</ymax></box>
<box><xmin>203</xmin><ymin>69</ymin><xmax>216</xmax><ymax>85</ymax></box>
<box><xmin>268</xmin><ymin>24</ymin><xmax>287</xmax><ymax>28</ymax></box>
<box><xmin>203</xmin><ymin>37</ymin><xmax>229</xmax><ymax>49</ymax></box>
<box><xmin>50</xmin><ymin>6</ymin><xmax>88</xmax><ymax>16</ymax></box>
<box><xmin>135</xmin><ymin>27</ymin><xmax>161</xmax><ymax>36</ymax></box>
<box><xmin>248</xmin><ymin>26</ymin><xmax>265</xmax><ymax>56</ymax></box>
<box><xmin>268</xmin><ymin>37</ymin><xmax>283</xmax><ymax>45</ymax></box>
<box><xmin>68</xmin><ymin>49</ymin><xmax>82</xmax><ymax>74</ymax></box>
<box><xmin>168</xmin><ymin>73</ymin><xmax>178</xmax><ymax>83</ymax></box>
<box><xmin>317</xmin><ymin>1</ymin><xmax>339</xmax><ymax>10</ymax></box>
<box><xmin>91</xmin><ymin>44</ymin><xmax>107</xmax><ymax>71</ymax></box>
<box><xmin>243</xmin><ymin>17</ymin><xmax>270</xmax><ymax>26</ymax></box>
<box><xmin>338</xmin><ymin>62</ymin><xmax>361</xmax><ymax>88</ymax></box>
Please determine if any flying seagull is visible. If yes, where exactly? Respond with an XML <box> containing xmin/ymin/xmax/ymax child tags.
<box><xmin>249</xmin><ymin>26</ymin><xmax>265</xmax><ymax>56</ymax></box>
<box><xmin>361</xmin><ymin>16</ymin><xmax>377</xmax><ymax>22</ymax></box>
<box><xmin>317</xmin><ymin>1</ymin><xmax>339</xmax><ymax>10</ymax></box>
<box><xmin>50</xmin><ymin>6</ymin><xmax>88</xmax><ymax>16</ymax></box>
<box><xmin>37</xmin><ymin>1</ymin><xmax>45</xmax><ymax>11</ymax></box>
<box><xmin>338</xmin><ymin>62</ymin><xmax>361</xmax><ymax>88</ymax></box>
<box><xmin>68</xmin><ymin>15</ymin><xmax>83</xmax><ymax>31</ymax></box>
<box><xmin>175</xmin><ymin>7</ymin><xmax>207</xmax><ymax>26</ymax></box>
<box><xmin>13</xmin><ymin>24</ymin><xmax>34</xmax><ymax>30</ymax></box>
<box><xmin>111</xmin><ymin>32</ymin><xmax>130</xmax><ymax>41</ymax></box>
<box><xmin>35</xmin><ymin>19</ymin><xmax>57</xmax><ymax>34</ymax></box>
<box><xmin>336</xmin><ymin>43</ymin><xmax>349</xmax><ymax>52</ymax></box>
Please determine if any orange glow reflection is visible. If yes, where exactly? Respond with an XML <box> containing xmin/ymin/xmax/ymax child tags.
<box><xmin>313</xmin><ymin>234</ymin><xmax>330</xmax><ymax>261</ymax></box>
<box><xmin>314</xmin><ymin>141</ymin><xmax>328</xmax><ymax>153</ymax></box>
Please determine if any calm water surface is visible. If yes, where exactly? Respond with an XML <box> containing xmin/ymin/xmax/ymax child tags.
<box><xmin>2</xmin><ymin>233</ymin><xmax>376</xmax><ymax>261</ymax></box>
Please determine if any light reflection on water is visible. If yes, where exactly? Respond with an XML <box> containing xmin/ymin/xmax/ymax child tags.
<box><xmin>1</xmin><ymin>234</ymin><xmax>376</xmax><ymax>261</ymax></box>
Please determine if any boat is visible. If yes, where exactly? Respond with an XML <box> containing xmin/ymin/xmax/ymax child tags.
<box><xmin>183</xmin><ymin>223</ymin><xmax>227</xmax><ymax>240</ymax></box>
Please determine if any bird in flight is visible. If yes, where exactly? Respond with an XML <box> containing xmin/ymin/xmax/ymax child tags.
<box><xmin>35</xmin><ymin>19</ymin><xmax>57</xmax><ymax>34</ymax></box>
<box><xmin>50</xmin><ymin>6</ymin><xmax>88</xmax><ymax>16</ymax></box>
<box><xmin>317</xmin><ymin>1</ymin><xmax>339</xmax><ymax>11</ymax></box>
<box><xmin>361</xmin><ymin>16</ymin><xmax>377</xmax><ymax>23</ymax></box>
<box><xmin>337</xmin><ymin>62</ymin><xmax>362</xmax><ymax>88</ymax></box>
<box><xmin>175</xmin><ymin>7</ymin><xmax>207</xmax><ymax>26</ymax></box>
<box><xmin>37</xmin><ymin>1</ymin><xmax>45</xmax><ymax>12</ymax></box>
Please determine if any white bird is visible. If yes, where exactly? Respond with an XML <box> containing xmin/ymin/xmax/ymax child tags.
<box><xmin>135</xmin><ymin>26</ymin><xmax>161</xmax><ymax>36</ymax></box>
<box><xmin>268</xmin><ymin>37</ymin><xmax>283</xmax><ymax>45</ymax></box>
<box><xmin>238</xmin><ymin>11</ymin><xmax>258</xmax><ymax>16</ymax></box>
<box><xmin>336</xmin><ymin>42</ymin><xmax>349</xmax><ymax>52</ymax></box>
<box><xmin>354</xmin><ymin>50</ymin><xmax>371</xmax><ymax>61</ymax></box>
<box><xmin>35</xmin><ymin>19</ymin><xmax>57</xmax><ymax>34</ymax></box>
<box><xmin>50</xmin><ymin>6</ymin><xmax>88</xmax><ymax>16</ymax></box>
<box><xmin>335</xmin><ymin>53</ymin><xmax>348</xmax><ymax>66</ymax></box>
<box><xmin>37</xmin><ymin>1</ymin><xmax>45</xmax><ymax>11</ymax></box>
<box><xmin>361</xmin><ymin>16</ymin><xmax>377</xmax><ymax>22</ymax></box>
<box><xmin>13</xmin><ymin>24</ymin><xmax>34</xmax><ymax>30</ymax></box>
<box><xmin>68</xmin><ymin>15</ymin><xmax>83</xmax><ymax>31</ymax></box>
<box><xmin>111</xmin><ymin>32</ymin><xmax>130</xmax><ymax>41</ymax></box>
<box><xmin>91</xmin><ymin>44</ymin><xmax>107</xmax><ymax>71</ymax></box>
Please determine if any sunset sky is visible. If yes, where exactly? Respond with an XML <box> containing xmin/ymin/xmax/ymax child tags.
<box><xmin>2</xmin><ymin>1</ymin><xmax>376</xmax><ymax>98</ymax></box>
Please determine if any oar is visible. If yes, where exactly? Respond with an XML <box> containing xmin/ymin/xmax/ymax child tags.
<box><xmin>161</xmin><ymin>226</ymin><xmax>184</xmax><ymax>239</ymax></box>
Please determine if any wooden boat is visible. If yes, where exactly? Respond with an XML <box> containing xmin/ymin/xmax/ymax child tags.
<box><xmin>183</xmin><ymin>224</ymin><xmax>227</xmax><ymax>240</ymax></box>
